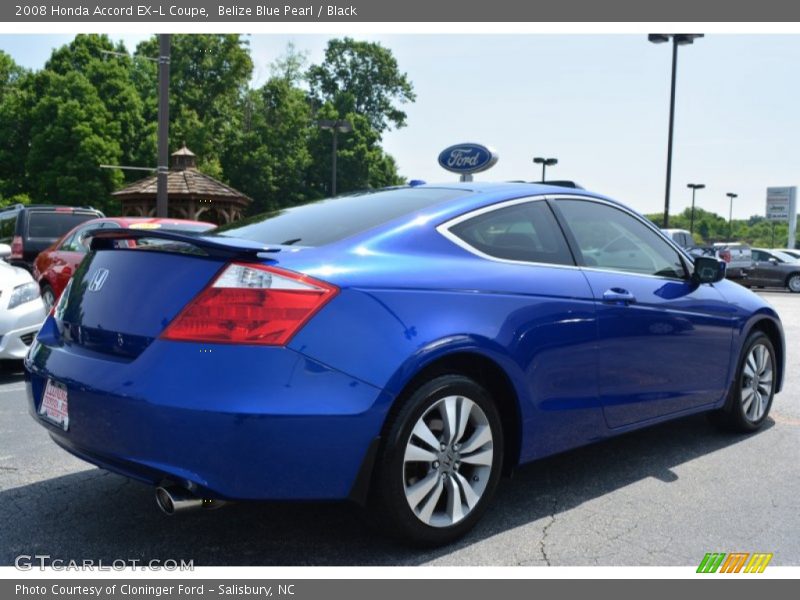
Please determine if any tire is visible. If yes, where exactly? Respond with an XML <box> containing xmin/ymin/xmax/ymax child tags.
<box><xmin>370</xmin><ymin>375</ymin><xmax>504</xmax><ymax>546</ymax></box>
<box><xmin>710</xmin><ymin>331</ymin><xmax>776</xmax><ymax>432</ymax></box>
<box><xmin>41</xmin><ymin>284</ymin><xmax>56</xmax><ymax>312</ymax></box>
<box><xmin>787</xmin><ymin>274</ymin><xmax>800</xmax><ymax>293</ymax></box>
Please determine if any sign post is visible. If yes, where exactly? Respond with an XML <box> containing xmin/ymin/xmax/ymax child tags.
<box><xmin>438</xmin><ymin>143</ymin><xmax>499</xmax><ymax>181</ymax></box>
<box><xmin>766</xmin><ymin>187</ymin><xmax>797</xmax><ymax>249</ymax></box>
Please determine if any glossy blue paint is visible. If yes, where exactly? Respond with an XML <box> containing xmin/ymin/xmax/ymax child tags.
<box><xmin>25</xmin><ymin>182</ymin><xmax>785</xmax><ymax>501</ymax></box>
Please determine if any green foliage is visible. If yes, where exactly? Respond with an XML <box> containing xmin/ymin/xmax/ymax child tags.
<box><xmin>220</xmin><ymin>78</ymin><xmax>315</xmax><ymax>213</ymax></box>
<box><xmin>0</xmin><ymin>51</ymin><xmax>31</xmax><ymax>198</ymax></box>
<box><xmin>645</xmin><ymin>206</ymin><xmax>798</xmax><ymax>249</ymax></box>
<box><xmin>307</xmin><ymin>37</ymin><xmax>416</xmax><ymax>135</ymax></box>
<box><xmin>0</xmin><ymin>35</ymin><xmax>412</xmax><ymax>217</ymax></box>
<box><xmin>26</xmin><ymin>69</ymin><xmax>123</xmax><ymax>213</ymax></box>
<box><xmin>0</xmin><ymin>192</ymin><xmax>32</xmax><ymax>208</ymax></box>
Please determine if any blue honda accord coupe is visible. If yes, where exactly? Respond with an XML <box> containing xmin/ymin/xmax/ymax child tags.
<box><xmin>26</xmin><ymin>182</ymin><xmax>784</xmax><ymax>545</ymax></box>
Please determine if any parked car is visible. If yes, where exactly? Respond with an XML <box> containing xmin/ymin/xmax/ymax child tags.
<box><xmin>0</xmin><ymin>204</ymin><xmax>105</xmax><ymax>273</ymax></box>
<box><xmin>744</xmin><ymin>248</ymin><xmax>800</xmax><ymax>293</ymax></box>
<box><xmin>0</xmin><ymin>257</ymin><xmax>46</xmax><ymax>367</ymax></box>
<box><xmin>33</xmin><ymin>217</ymin><xmax>216</xmax><ymax>310</ymax></box>
<box><xmin>712</xmin><ymin>242</ymin><xmax>752</xmax><ymax>278</ymax></box>
<box><xmin>773</xmin><ymin>248</ymin><xmax>800</xmax><ymax>260</ymax></box>
<box><xmin>26</xmin><ymin>183</ymin><xmax>785</xmax><ymax>546</ymax></box>
<box><xmin>661</xmin><ymin>228</ymin><xmax>695</xmax><ymax>249</ymax></box>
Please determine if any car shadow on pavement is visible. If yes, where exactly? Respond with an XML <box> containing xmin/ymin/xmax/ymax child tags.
<box><xmin>0</xmin><ymin>413</ymin><xmax>773</xmax><ymax>566</ymax></box>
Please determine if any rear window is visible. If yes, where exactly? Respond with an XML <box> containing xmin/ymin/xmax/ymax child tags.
<box><xmin>216</xmin><ymin>188</ymin><xmax>470</xmax><ymax>246</ymax></box>
<box><xmin>27</xmin><ymin>212</ymin><xmax>99</xmax><ymax>239</ymax></box>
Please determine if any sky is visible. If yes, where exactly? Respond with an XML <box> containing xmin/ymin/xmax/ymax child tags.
<box><xmin>1</xmin><ymin>33</ymin><xmax>798</xmax><ymax>220</ymax></box>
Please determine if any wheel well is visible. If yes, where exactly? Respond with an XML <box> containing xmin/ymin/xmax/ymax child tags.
<box><xmin>750</xmin><ymin>318</ymin><xmax>784</xmax><ymax>391</ymax></box>
<box><xmin>390</xmin><ymin>352</ymin><xmax>522</xmax><ymax>474</ymax></box>
<box><xmin>785</xmin><ymin>272</ymin><xmax>800</xmax><ymax>286</ymax></box>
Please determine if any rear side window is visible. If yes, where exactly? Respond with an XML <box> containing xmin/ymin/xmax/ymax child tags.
<box><xmin>447</xmin><ymin>200</ymin><xmax>574</xmax><ymax>266</ymax></box>
<box><xmin>217</xmin><ymin>188</ymin><xmax>470</xmax><ymax>246</ymax></box>
<box><xmin>0</xmin><ymin>213</ymin><xmax>16</xmax><ymax>243</ymax></box>
<box><xmin>27</xmin><ymin>212</ymin><xmax>100</xmax><ymax>239</ymax></box>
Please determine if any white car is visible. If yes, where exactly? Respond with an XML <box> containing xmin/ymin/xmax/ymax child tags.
<box><xmin>0</xmin><ymin>243</ymin><xmax>46</xmax><ymax>363</ymax></box>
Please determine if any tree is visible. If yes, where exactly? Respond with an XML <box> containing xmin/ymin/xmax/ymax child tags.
<box><xmin>221</xmin><ymin>78</ymin><xmax>315</xmax><ymax>213</ymax></box>
<box><xmin>44</xmin><ymin>35</ymin><xmax>147</xmax><ymax>181</ymax></box>
<box><xmin>307</xmin><ymin>103</ymin><xmax>405</xmax><ymax>197</ymax></box>
<box><xmin>269</xmin><ymin>42</ymin><xmax>308</xmax><ymax>86</ymax></box>
<box><xmin>133</xmin><ymin>34</ymin><xmax>253</xmax><ymax>173</ymax></box>
<box><xmin>307</xmin><ymin>37</ymin><xmax>416</xmax><ymax>135</ymax></box>
<box><xmin>26</xmin><ymin>70</ymin><xmax>123</xmax><ymax>212</ymax></box>
<box><xmin>0</xmin><ymin>51</ymin><xmax>31</xmax><ymax>198</ymax></box>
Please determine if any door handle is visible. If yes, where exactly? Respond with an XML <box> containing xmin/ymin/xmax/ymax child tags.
<box><xmin>602</xmin><ymin>288</ymin><xmax>637</xmax><ymax>305</ymax></box>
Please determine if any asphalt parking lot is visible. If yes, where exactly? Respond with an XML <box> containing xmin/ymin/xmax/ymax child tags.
<box><xmin>1</xmin><ymin>291</ymin><xmax>798</xmax><ymax>567</ymax></box>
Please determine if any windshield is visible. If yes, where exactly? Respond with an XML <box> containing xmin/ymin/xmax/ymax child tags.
<box><xmin>217</xmin><ymin>188</ymin><xmax>471</xmax><ymax>246</ymax></box>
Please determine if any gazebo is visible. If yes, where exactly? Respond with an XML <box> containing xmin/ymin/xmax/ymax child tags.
<box><xmin>112</xmin><ymin>146</ymin><xmax>252</xmax><ymax>224</ymax></box>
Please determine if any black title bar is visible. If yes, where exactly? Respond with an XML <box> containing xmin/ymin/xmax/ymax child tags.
<box><xmin>4</xmin><ymin>0</ymin><xmax>800</xmax><ymax>22</ymax></box>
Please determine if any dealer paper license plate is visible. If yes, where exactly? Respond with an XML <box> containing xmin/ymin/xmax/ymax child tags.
<box><xmin>39</xmin><ymin>379</ymin><xmax>69</xmax><ymax>431</ymax></box>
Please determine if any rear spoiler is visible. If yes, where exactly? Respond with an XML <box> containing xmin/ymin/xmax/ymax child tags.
<box><xmin>88</xmin><ymin>228</ymin><xmax>282</xmax><ymax>260</ymax></box>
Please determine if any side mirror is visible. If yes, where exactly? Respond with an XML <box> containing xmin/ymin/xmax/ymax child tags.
<box><xmin>692</xmin><ymin>256</ymin><xmax>726</xmax><ymax>284</ymax></box>
<box><xmin>0</xmin><ymin>243</ymin><xmax>11</xmax><ymax>260</ymax></box>
<box><xmin>768</xmin><ymin>257</ymin><xmax>779</xmax><ymax>265</ymax></box>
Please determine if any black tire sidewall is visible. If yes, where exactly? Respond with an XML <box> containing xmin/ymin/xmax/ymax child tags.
<box><xmin>373</xmin><ymin>374</ymin><xmax>504</xmax><ymax>546</ymax></box>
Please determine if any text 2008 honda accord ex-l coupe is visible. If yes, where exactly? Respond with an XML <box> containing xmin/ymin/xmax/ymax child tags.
<box><xmin>26</xmin><ymin>183</ymin><xmax>784</xmax><ymax>546</ymax></box>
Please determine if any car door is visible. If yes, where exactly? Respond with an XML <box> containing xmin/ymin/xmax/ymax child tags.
<box><xmin>441</xmin><ymin>197</ymin><xmax>603</xmax><ymax>457</ymax></box>
<box><xmin>551</xmin><ymin>197</ymin><xmax>736</xmax><ymax>429</ymax></box>
<box><xmin>751</xmin><ymin>250</ymin><xmax>784</xmax><ymax>286</ymax></box>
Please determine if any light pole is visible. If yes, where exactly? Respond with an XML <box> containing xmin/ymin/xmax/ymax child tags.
<box><xmin>533</xmin><ymin>157</ymin><xmax>558</xmax><ymax>182</ymax></box>
<box><xmin>318</xmin><ymin>119</ymin><xmax>353</xmax><ymax>196</ymax></box>
<box><xmin>727</xmin><ymin>192</ymin><xmax>738</xmax><ymax>241</ymax></box>
<box><xmin>648</xmin><ymin>33</ymin><xmax>704</xmax><ymax>228</ymax></box>
<box><xmin>687</xmin><ymin>183</ymin><xmax>705</xmax><ymax>235</ymax></box>
<box><xmin>156</xmin><ymin>34</ymin><xmax>170</xmax><ymax>218</ymax></box>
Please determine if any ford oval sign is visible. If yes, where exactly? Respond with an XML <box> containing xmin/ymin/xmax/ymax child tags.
<box><xmin>438</xmin><ymin>143</ymin><xmax>499</xmax><ymax>175</ymax></box>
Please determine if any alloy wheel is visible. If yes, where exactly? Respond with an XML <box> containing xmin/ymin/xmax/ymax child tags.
<box><xmin>788</xmin><ymin>275</ymin><xmax>800</xmax><ymax>293</ymax></box>
<box><xmin>402</xmin><ymin>395</ymin><xmax>494</xmax><ymax>528</ymax></box>
<box><xmin>740</xmin><ymin>343</ymin><xmax>773</xmax><ymax>422</ymax></box>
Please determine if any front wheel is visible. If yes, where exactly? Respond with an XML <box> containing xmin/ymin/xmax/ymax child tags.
<box><xmin>787</xmin><ymin>274</ymin><xmax>800</xmax><ymax>293</ymax></box>
<box><xmin>370</xmin><ymin>375</ymin><xmax>504</xmax><ymax>546</ymax></box>
<box><xmin>711</xmin><ymin>331</ymin><xmax>776</xmax><ymax>432</ymax></box>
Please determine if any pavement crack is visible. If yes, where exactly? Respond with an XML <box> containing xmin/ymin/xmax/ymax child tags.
<box><xmin>539</xmin><ymin>496</ymin><xmax>558</xmax><ymax>566</ymax></box>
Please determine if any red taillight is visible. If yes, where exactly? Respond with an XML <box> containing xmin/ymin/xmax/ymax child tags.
<box><xmin>10</xmin><ymin>235</ymin><xmax>23</xmax><ymax>259</ymax></box>
<box><xmin>161</xmin><ymin>263</ymin><xmax>338</xmax><ymax>345</ymax></box>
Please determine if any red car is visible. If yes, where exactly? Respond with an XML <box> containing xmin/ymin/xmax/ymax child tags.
<box><xmin>33</xmin><ymin>217</ymin><xmax>216</xmax><ymax>309</ymax></box>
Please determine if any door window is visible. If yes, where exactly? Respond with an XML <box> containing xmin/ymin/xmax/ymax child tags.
<box><xmin>556</xmin><ymin>199</ymin><xmax>686</xmax><ymax>278</ymax></box>
<box><xmin>447</xmin><ymin>200</ymin><xmax>574</xmax><ymax>266</ymax></box>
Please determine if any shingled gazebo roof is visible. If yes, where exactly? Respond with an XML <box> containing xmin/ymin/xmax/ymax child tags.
<box><xmin>112</xmin><ymin>146</ymin><xmax>252</xmax><ymax>224</ymax></box>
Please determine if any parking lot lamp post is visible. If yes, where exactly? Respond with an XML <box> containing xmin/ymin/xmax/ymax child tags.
<box><xmin>727</xmin><ymin>192</ymin><xmax>738</xmax><ymax>241</ymax></box>
<box><xmin>533</xmin><ymin>157</ymin><xmax>558</xmax><ymax>182</ymax></box>
<box><xmin>648</xmin><ymin>33</ymin><xmax>704</xmax><ymax>228</ymax></box>
<box><xmin>318</xmin><ymin>119</ymin><xmax>353</xmax><ymax>196</ymax></box>
<box><xmin>687</xmin><ymin>183</ymin><xmax>705</xmax><ymax>235</ymax></box>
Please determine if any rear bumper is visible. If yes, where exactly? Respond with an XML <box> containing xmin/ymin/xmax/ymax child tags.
<box><xmin>26</xmin><ymin>331</ymin><xmax>389</xmax><ymax>500</ymax></box>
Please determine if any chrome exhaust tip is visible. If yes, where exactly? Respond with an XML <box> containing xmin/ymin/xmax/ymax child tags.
<box><xmin>155</xmin><ymin>485</ymin><xmax>227</xmax><ymax>515</ymax></box>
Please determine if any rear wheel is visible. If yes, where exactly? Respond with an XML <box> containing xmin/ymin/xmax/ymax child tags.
<box><xmin>787</xmin><ymin>274</ymin><xmax>800</xmax><ymax>293</ymax></box>
<box><xmin>41</xmin><ymin>284</ymin><xmax>56</xmax><ymax>312</ymax></box>
<box><xmin>370</xmin><ymin>375</ymin><xmax>504</xmax><ymax>546</ymax></box>
<box><xmin>711</xmin><ymin>331</ymin><xmax>776</xmax><ymax>432</ymax></box>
